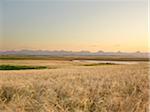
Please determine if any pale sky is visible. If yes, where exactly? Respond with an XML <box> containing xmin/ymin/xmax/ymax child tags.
<box><xmin>0</xmin><ymin>0</ymin><xmax>149</xmax><ymax>52</ymax></box>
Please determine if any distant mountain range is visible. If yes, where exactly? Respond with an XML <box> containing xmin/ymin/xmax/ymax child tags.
<box><xmin>0</xmin><ymin>50</ymin><xmax>149</xmax><ymax>58</ymax></box>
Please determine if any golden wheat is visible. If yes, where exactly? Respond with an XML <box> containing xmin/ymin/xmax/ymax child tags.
<box><xmin>0</xmin><ymin>60</ymin><xmax>149</xmax><ymax>112</ymax></box>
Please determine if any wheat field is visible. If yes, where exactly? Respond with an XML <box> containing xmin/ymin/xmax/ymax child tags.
<box><xmin>0</xmin><ymin>60</ymin><xmax>149</xmax><ymax>112</ymax></box>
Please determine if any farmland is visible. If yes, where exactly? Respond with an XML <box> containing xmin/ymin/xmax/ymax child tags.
<box><xmin>0</xmin><ymin>58</ymin><xmax>149</xmax><ymax>112</ymax></box>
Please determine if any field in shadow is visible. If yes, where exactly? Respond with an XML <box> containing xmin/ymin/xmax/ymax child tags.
<box><xmin>0</xmin><ymin>65</ymin><xmax>47</xmax><ymax>70</ymax></box>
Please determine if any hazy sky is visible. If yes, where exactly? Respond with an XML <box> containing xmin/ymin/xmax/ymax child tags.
<box><xmin>0</xmin><ymin>0</ymin><xmax>149</xmax><ymax>52</ymax></box>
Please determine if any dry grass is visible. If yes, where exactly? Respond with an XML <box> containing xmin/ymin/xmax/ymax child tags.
<box><xmin>0</xmin><ymin>60</ymin><xmax>149</xmax><ymax>112</ymax></box>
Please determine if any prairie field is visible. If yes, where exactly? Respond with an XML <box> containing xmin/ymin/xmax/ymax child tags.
<box><xmin>0</xmin><ymin>59</ymin><xmax>149</xmax><ymax>112</ymax></box>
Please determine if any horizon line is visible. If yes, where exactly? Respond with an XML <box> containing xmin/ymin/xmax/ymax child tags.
<box><xmin>0</xmin><ymin>49</ymin><xmax>149</xmax><ymax>53</ymax></box>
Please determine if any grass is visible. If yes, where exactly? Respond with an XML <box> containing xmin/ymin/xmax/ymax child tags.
<box><xmin>82</xmin><ymin>63</ymin><xmax>117</xmax><ymax>66</ymax></box>
<box><xmin>0</xmin><ymin>55</ymin><xmax>149</xmax><ymax>61</ymax></box>
<box><xmin>0</xmin><ymin>65</ymin><xmax>47</xmax><ymax>70</ymax></box>
<box><xmin>0</xmin><ymin>60</ymin><xmax>148</xmax><ymax>112</ymax></box>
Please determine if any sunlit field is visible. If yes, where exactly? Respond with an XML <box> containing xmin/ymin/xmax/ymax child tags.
<box><xmin>0</xmin><ymin>58</ymin><xmax>149</xmax><ymax>112</ymax></box>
